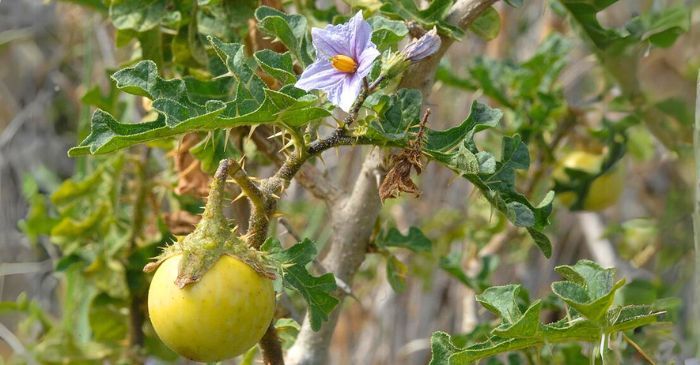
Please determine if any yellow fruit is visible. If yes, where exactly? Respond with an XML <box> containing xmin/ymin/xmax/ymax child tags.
<box><xmin>554</xmin><ymin>151</ymin><xmax>624</xmax><ymax>211</ymax></box>
<box><xmin>148</xmin><ymin>254</ymin><xmax>275</xmax><ymax>362</ymax></box>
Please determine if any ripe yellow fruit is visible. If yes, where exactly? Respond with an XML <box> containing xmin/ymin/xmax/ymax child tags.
<box><xmin>554</xmin><ymin>151</ymin><xmax>624</xmax><ymax>211</ymax></box>
<box><xmin>148</xmin><ymin>254</ymin><xmax>275</xmax><ymax>362</ymax></box>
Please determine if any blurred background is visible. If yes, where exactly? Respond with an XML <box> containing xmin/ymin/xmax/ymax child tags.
<box><xmin>1</xmin><ymin>0</ymin><xmax>699</xmax><ymax>364</ymax></box>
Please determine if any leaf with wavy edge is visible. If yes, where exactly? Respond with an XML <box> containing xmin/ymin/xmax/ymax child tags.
<box><xmin>69</xmin><ymin>37</ymin><xmax>330</xmax><ymax>156</ymax></box>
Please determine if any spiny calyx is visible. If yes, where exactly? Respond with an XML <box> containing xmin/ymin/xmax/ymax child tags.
<box><xmin>144</xmin><ymin>159</ymin><xmax>274</xmax><ymax>288</ymax></box>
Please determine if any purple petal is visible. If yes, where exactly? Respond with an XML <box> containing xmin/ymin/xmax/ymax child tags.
<box><xmin>356</xmin><ymin>47</ymin><xmax>380</xmax><ymax>77</ymax></box>
<box><xmin>295</xmin><ymin>60</ymin><xmax>346</xmax><ymax>91</ymax></box>
<box><xmin>348</xmin><ymin>12</ymin><xmax>373</xmax><ymax>59</ymax></box>
<box><xmin>337</xmin><ymin>73</ymin><xmax>363</xmax><ymax>112</ymax></box>
<box><xmin>311</xmin><ymin>27</ymin><xmax>351</xmax><ymax>59</ymax></box>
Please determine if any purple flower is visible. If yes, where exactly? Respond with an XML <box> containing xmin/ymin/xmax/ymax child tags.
<box><xmin>295</xmin><ymin>12</ymin><xmax>380</xmax><ymax>112</ymax></box>
<box><xmin>402</xmin><ymin>28</ymin><xmax>441</xmax><ymax>62</ymax></box>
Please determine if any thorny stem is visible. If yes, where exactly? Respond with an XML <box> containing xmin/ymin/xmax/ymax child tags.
<box><xmin>202</xmin><ymin>158</ymin><xmax>231</xmax><ymax>225</ymax></box>
<box><xmin>242</xmin><ymin>74</ymin><xmax>387</xmax><ymax>249</ymax></box>
<box><xmin>218</xmin><ymin>74</ymin><xmax>387</xmax><ymax>363</ymax></box>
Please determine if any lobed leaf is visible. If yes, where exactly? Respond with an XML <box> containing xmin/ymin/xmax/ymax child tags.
<box><xmin>376</xmin><ymin>226</ymin><xmax>432</xmax><ymax>252</ymax></box>
<box><xmin>69</xmin><ymin>37</ymin><xmax>330</xmax><ymax>156</ymax></box>
<box><xmin>368</xmin><ymin>16</ymin><xmax>409</xmax><ymax>50</ymax></box>
<box><xmin>475</xmin><ymin>284</ymin><xmax>522</xmax><ymax>324</ymax></box>
<box><xmin>379</xmin><ymin>0</ymin><xmax>464</xmax><ymax>39</ymax></box>
<box><xmin>255</xmin><ymin>6</ymin><xmax>315</xmax><ymax>66</ymax></box>
<box><xmin>370</xmin><ymin>93</ymin><xmax>553</xmax><ymax>256</ymax></box>
<box><xmin>262</xmin><ymin>238</ymin><xmax>340</xmax><ymax>331</ymax></box>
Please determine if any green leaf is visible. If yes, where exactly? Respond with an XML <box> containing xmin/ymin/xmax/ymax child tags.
<box><xmin>369</xmin><ymin>89</ymin><xmax>423</xmax><ymax>142</ymax></box>
<box><xmin>558</xmin><ymin>0</ymin><xmax>627</xmax><ymax>51</ymax></box>
<box><xmin>440</xmin><ymin>252</ymin><xmax>479</xmax><ymax>290</ymax></box>
<box><xmin>425</xmin><ymin>101</ymin><xmax>502</xmax><ymax>153</ymax></box>
<box><xmin>262</xmin><ymin>238</ymin><xmax>340</xmax><ymax>331</ymax></box>
<box><xmin>610</xmin><ymin>305</ymin><xmax>663</xmax><ymax>332</ymax></box>
<box><xmin>436</xmin><ymin>62</ymin><xmax>477</xmax><ymax>91</ymax></box>
<box><xmin>89</xmin><ymin>295</ymin><xmax>128</xmax><ymax>343</ymax></box>
<box><xmin>626</xmin><ymin>6</ymin><xmax>690</xmax><ymax>48</ymax></box>
<box><xmin>379</xmin><ymin>0</ymin><xmax>464</xmax><ymax>39</ymax></box>
<box><xmin>476</xmin><ymin>284</ymin><xmax>522</xmax><ymax>324</ymax></box>
<box><xmin>429</xmin><ymin>331</ymin><xmax>462</xmax><ymax>365</ymax></box>
<box><xmin>69</xmin><ymin>38</ymin><xmax>330</xmax><ymax>156</ymax></box>
<box><xmin>554</xmin><ymin>260</ymin><xmax>616</xmax><ymax>299</ymax></box>
<box><xmin>18</xmin><ymin>192</ymin><xmax>59</xmax><ymax>244</ymax></box>
<box><xmin>109</xmin><ymin>0</ymin><xmax>167</xmax><ymax>32</ymax></box>
<box><xmin>552</xmin><ymin>279</ymin><xmax>625</xmax><ymax>321</ymax></box>
<box><xmin>469</xmin><ymin>6</ymin><xmax>500</xmax><ymax>40</ymax></box>
<box><xmin>493</xmin><ymin>300</ymin><xmax>542</xmax><ymax>338</ymax></box>
<box><xmin>424</xmin><ymin>101</ymin><xmax>553</xmax><ymax>257</ymax></box>
<box><xmin>559</xmin><ymin>0</ymin><xmax>688</xmax><ymax>53</ymax></box>
<box><xmin>255</xmin><ymin>50</ymin><xmax>298</xmax><ymax>85</ymax></box>
<box><xmin>430</xmin><ymin>259</ymin><xmax>668</xmax><ymax>363</ymax></box>
<box><xmin>255</xmin><ymin>6</ymin><xmax>314</xmax><ymax>66</ymax></box>
<box><xmin>386</xmin><ymin>255</ymin><xmax>408</xmax><ymax>292</ymax></box>
<box><xmin>198</xmin><ymin>0</ymin><xmax>257</xmax><ymax>38</ymax></box>
<box><xmin>275</xmin><ymin>318</ymin><xmax>301</xmax><ymax>349</ymax></box>
<box><xmin>81</xmin><ymin>79</ymin><xmax>127</xmax><ymax>118</ymax></box>
<box><xmin>440</xmin><ymin>253</ymin><xmax>498</xmax><ymax>292</ymax></box>
<box><xmin>368</xmin><ymin>16</ymin><xmax>409</xmax><ymax>50</ymax></box>
<box><xmin>376</xmin><ymin>226</ymin><xmax>432</xmax><ymax>252</ymax></box>
<box><xmin>441</xmin><ymin>335</ymin><xmax>540</xmax><ymax>365</ymax></box>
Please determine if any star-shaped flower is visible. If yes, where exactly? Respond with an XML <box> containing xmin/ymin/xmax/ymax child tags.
<box><xmin>295</xmin><ymin>12</ymin><xmax>380</xmax><ymax>112</ymax></box>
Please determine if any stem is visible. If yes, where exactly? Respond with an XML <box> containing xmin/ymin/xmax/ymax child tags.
<box><xmin>260</xmin><ymin>323</ymin><xmax>285</xmax><ymax>365</ymax></box>
<box><xmin>693</xmin><ymin>70</ymin><xmax>700</xmax><ymax>359</ymax></box>
<box><xmin>621</xmin><ymin>332</ymin><xmax>656</xmax><ymax>365</ymax></box>
<box><xmin>201</xmin><ymin>158</ymin><xmax>231</xmax><ymax>225</ymax></box>
<box><xmin>229</xmin><ymin>158</ymin><xmax>265</xmax><ymax>210</ymax></box>
<box><xmin>286</xmin><ymin>2</ymin><xmax>501</xmax><ymax>364</ymax></box>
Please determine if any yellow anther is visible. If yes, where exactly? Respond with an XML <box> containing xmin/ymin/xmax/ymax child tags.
<box><xmin>331</xmin><ymin>54</ymin><xmax>358</xmax><ymax>73</ymax></box>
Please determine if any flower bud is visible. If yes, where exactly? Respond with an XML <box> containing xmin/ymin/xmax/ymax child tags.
<box><xmin>401</xmin><ymin>28</ymin><xmax>441</xmax><ymax>62</ymax></box>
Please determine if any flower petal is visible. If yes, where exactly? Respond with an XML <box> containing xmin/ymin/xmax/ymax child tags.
<box><xmin>348</xmin><ymin>11</ymin><xmax>374</xmax><ymax>59</ymax></box>
<box><xmin>356</xmin><ymin>46</ymin><xmax>380</xmax><ymax>77</ymax></box>
<box><xmin>295</xmin><ymin>60</ymin><xmax>346</xmax><ymax>91</ymax></box>
<box><xmin>311</xmin><ymin>27</ymin><xmax>351</xmax><ymax>59</ymax></box>
<box><xmin>337</xmin><ymin>73</ymin><xmax>364</xmax><ymax>112</ymax></box>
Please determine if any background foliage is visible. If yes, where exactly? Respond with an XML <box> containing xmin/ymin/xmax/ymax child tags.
<box><xmin>0</xmin><ymin>0</ymin><xmax>698</xmax><ymax>364</ymax></box>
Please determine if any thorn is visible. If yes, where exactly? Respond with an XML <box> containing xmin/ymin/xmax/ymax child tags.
<box><xmin>233</xmin><ymin>191</ymin><xmax>248</xmax><ymax>202</ymax></box>
<box><xmin>279</xmin><ymin>139</ymin><xmax>295</xmax><ymax>153</ymax></box>
<box><xmin>317</xmin><ymin>154</ymin><xmax>327</xmax><ymax>169</ymax></box>
<box><xmin>247</xmin><ymin>125</ymin><xmax>259</xmax><ymax>139</ymax></box>
<box><xmin>267</xmin><ymin>131</ymin><xmax>285</xmax><ymax>139</ymax></box>
<box><xmin>213</xmin><ymin>71</ymin><xmax>234</xmax><ymax>80</ymax></box>
<box><xmin>224</xmin><ymin>129</ymin><xmax>231</xmax><ymax>151</ymax></box>
<box><xmin>235</xmin><ymin>156</ymin><xmax>247</xmax><ymax>173</ymax></box>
